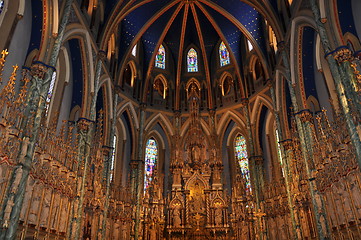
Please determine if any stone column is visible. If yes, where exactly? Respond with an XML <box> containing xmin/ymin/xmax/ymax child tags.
<box><xmin>101</xmin><ymin>93</ymin><xmax>118</xmax><ymax>239</ymax></box>
<box><xmin>278</xmin><ymin>42</ymin><xmax>330</xmax><ymax>239</ymax></box>
<box><xmin>70</xmin><ymin>50</ymin><xmax>105</xmax><ymax>240</ymax></box>
<box><xmin>309</xmin><ymin>0</ymin><xmax>361</xmax><ymax>165</ymax></box>
<box><xmin>268</xmin><ymin>79</ymin><xmax>302</xmax><ymax>240</ymax></box>
<box><xmin>0</xmin><ymin>1</ymin><xmax>74</xmax><ymax>239</ymax></box>
<box><xmin>133</xmin><ymin>103</ymin><xmax>146</xmax><ymax>240</ymax></box>
<box><xmin>241</xmin><ymin>99</ymin><xmax>264</xmax><ymax>240</ymax></box>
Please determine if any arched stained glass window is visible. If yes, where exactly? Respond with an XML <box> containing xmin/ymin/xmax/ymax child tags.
<box><xmin>187</xmin><ymin>48</ymin><xmax>198</xmax><ymax>72</ymax></box>
<box><xmin>234</xmin><ymin>135</ymin><xmax>251</xmax><ymax>193</ymax></box>
<box><xmin>219</xmin><ymin>42</ymin><xmax>230</xmax><ymax>67</ymax></box>
<box><xmin>0</xmin><ymin>1</ymin><xmax>4</xmax><ymax>14</ymax></box>
<box><xmin>155</xmin><ymin>44</ymin><xmax>165</xmax><ymax>69</ymax></box>
<box><xmin>144</xmin><ymin>138</ymin><xmax>158</xmax><ymax>191</ymax></box>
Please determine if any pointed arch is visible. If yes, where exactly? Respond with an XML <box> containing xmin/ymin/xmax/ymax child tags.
<box><xmin>116</xmin><ymin>101</ymin><xmax>140</xmax><ymax>130</ymax></box>
<box><xmin>144</xmin><ymin>113</ymin><xmax>174</xmax><ymax>137</ymax></box>
<box><xmin>217</xmin><ymin>110</ymin><xmax>246</xmax><ymax>136</ymax></box>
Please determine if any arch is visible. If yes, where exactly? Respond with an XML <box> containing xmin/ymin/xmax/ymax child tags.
<box><xmin>180</xmin><ymin>117</ymin><xmax>211</xmax><ymax>138</ymax></box>
<box><xmin>63</xmin><ymin>26</ymin><xmax>96</xmax><ymax>116</ymax></box>
<box><xmin>116</xmin><ymin>101</ymin><xmax>140</xmax><ymax>130</ymax></box>
<box><xmin>123</xmin><ymin>60</ymin><xmax>137</xmax><ymax>87</ymax></box>
<box><xmin>250</xmin><ymin>95</ymin><xmax>274</xmax><ymax>125</ymax></box>
<box><xmin>217</xmin><ymin>110</ymin><xmax>246</xmax><ymax>136</ymax></box>
<box><xmin>153</xmin><ymin>74</ymin><xmax>168</xmax><ymax>99</ymax></box>
<box><xmin>219</xmin><ymin>72</ymin><xmax>233</xmax><ymax>96</ymax></box>
<box><xmin>306</xmin><ymin>95</ymin><xmax>321</xmax><ymax>113</ymax></box>
<box><xmin>144</xmin><ymin>112</ymin><xmax>174</xmax><ymax>137</ymax></box>
<box><xmin>185</xmin><ymin>78</ymin><xmax>201</xmax><ymax>99</ymax></box>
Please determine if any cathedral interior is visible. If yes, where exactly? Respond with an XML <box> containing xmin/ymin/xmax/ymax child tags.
<box><xmin>0</xmin><ymin>0</ymin><xmax>361</xmax><ymax>239</ymax></box>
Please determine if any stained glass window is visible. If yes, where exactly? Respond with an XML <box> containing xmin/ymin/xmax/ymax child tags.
<box><xmin>132</xmin><ymin>44</ymin><xmax>137</xmax><ymax>56</ymax></box>
<box><xmin>234</xmin><ymin>135</ymin><xmax>251</xmax><ymax>193</ymax></box>
<box><xmin>0</xmin><ymin>1</ymin><xmax>4</xmax><ymax>15</ymax></box>
<box><xmin>45</xmin><ymin>71</ymin><xmax>57</xmax><ymax>113</ymax></box>
<box><xmin>144</xmin><ymin>138</ymin><xmax>158</xmax><ymax>191</ymax></box>
<box><xmin>219</xmin><ymin>42</ymin><xmax>230</xmax><ymax>67</ymax></box>
<box><xmin>187</xmin><ymin>48</ymin><xmax>198</xmax><ymax>72</ymax></box>
<box><xmin>155</xmin><ymin>44</ymin><xmax>165</xmax><ymax>69</ymax></box>
<box><xmin>110</xmin><ymin>135</ymin><xmax>117</xmax><ymax>182</ymax></box>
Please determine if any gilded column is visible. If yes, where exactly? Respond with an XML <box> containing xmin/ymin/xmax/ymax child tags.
<box><xmin>0</xmin><ymin>1</ymin><xmax>74</xmax><ymax>239</ymax></box>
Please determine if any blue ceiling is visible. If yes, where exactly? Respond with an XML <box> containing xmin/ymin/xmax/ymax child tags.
<box><xmin>116</xmin><ymin>0</ymin><xmax>271</xmax><ymax>81</ymax></box>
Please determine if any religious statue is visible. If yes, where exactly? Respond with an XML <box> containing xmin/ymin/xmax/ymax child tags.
<box><xmin>11</xmin><ymin>167</ymin><xmax>23</xmax><ymax>193</ymax></box>
<box><xmin>215</xmin><ymin>207</ymin><xmax>223</xmax><ymax>226</ymax></box>
<box><xmin>3</xmin><ymin>195</ymin><xmax>15</xmax><ymax>228</ymax></box>
<box><xmin>173</xmin><ymin>208</ymin><xmax>181</xmax><ymax>227</ymax></box>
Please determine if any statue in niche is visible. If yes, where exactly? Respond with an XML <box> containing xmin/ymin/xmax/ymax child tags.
<box><xmin>40</xmin><ymin>188</ymin><xmax>51</xmax><ymax>227</ymax></box>
<box><xmin>338</xmin><ymin>181</ymin><xmax>354</xmax><ymax>221</ymax></box>
<box><xmin>28</xmin><ymin>184</ymin><xmax>42</xmax><ymax>224</ymax></box>
<box><xmin>59</xmin><ymin>198</ymin><xmax>68</xmax><ymax>232</ymax></box>
<box><xmin>20</xmin><ymin>178</ymin><xmax>35</xmax><ymax>220</ymax></box>
<box><xmin>349</xmin><ymin>174</ymin><xmax>361</xmax><ymax>217</ymax></box>
<box><xmin>149</xmin><ymin>224</ymin><xmax>157</xmax><ymax>239</ymax></box>
<box><xmin>191</xmin><ymin>145</ymin><xmax>201</xmax><ymax>162</ymax></box>
<box><xmin>173</xmin><ymin>208</ymin><xmax>181</xmax><ymax>227</ymax></box>
<box><xmin>11</xmin><ymin>167</ymin><xmax>23</xmax><ymax>193</ymax></box>
<box><xmin>189</xmin><ymin>181</ymin><xmax>204</xmax><ymax>213</ymax></box>
<box><xmin>215</xmin><ymin>206</ymin><xmax>223</xmax><ymax>226</ymax></box>
<box><xmin>3</xmin><ymin>195</ymin><xmax>14</xmax><ymax>228</ymax></box>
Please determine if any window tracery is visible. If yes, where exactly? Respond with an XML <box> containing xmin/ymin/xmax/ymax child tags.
<box><xmin>187</xmin><ymin>48</ymin><xmax>198</xmax><ymax>72</ymax></box>
<box><xmin>234</xmin><ymin>135</ymin><xmax>251</xmax><ymax>193</ymax></box>
<box><xmin>144</xmin><ymin>138</ymin><xmax>158</xmax><ymax>191</ymax></box>
<box><xmin>219</xmin><ymin>41</ymin><xmax>230</xmax><ymax>67</ymax></box>
<box><xmin>155</xmin><ymin>44</ymin><xmax>165</xmax><ymax>69</ymax></box>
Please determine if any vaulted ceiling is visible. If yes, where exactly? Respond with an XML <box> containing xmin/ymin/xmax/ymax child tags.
<box><xmin>101</xmin><ymin>0</ymin><xmax>283</xmax><ymax>108</ymax></box>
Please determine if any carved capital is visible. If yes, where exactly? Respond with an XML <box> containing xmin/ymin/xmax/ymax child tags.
<box><xmin>98</xmin><ymin>50</ymin><xmax>106</xmax><ymax>60</ymax></box>
<box><xmin>77</xmin><ymin>118</ymin><xmax>93</xmax><ymax>132</ymax></box>
<box><xmin>296</xmin><ymin>109</ymin><xmax>313</xmax><ymax>123</ymax></box>
<box><xmin>30</xmin><ymin>62</ymin><xmax>48</xmax><ymax>79</ymax></box>
<box><xmin>333</xmin><ymin>46</ymin><xmax>354</xmax><ymax>63</ymax></box>
<box><xmin>280</xmin><ymin>139</ymin><xmax>293</xmax><ymax>151</ymax></box>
